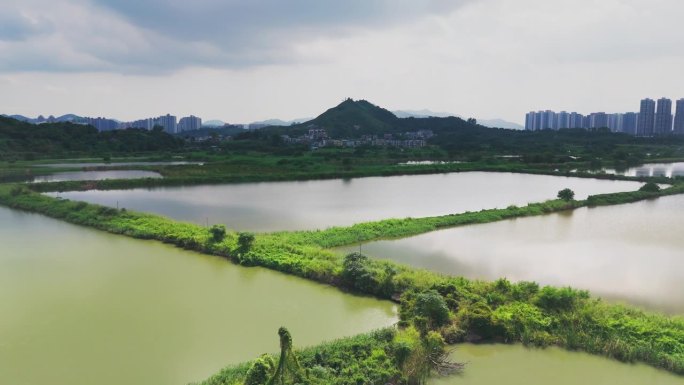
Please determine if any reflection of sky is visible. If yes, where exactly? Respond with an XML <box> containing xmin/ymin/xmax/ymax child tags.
<box><xmin>49</xmin><ymin>172</ymin><xmax>641</xmax><ymax>232</ymax></box>
<box><xmin>346</xmin><ymin>195</ymin><xmax>684</xmax><ymax>314</ymax></box>
<box><xmin>31</xmin><ymin>170</ymin><xmax>162</xmax><ymax>183</ymax></box>
<box><xmin>609</xmin><ymin>162</ymin><xmax>684</xmax><ymax>178</ymax></box>
<box><xmin>35</xmin><ymin>161</ymin><xmax>203</xmax><ymax>168</ymax></box>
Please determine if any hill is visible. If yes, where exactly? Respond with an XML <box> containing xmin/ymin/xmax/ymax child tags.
<box><xmin>266</xmin><ymin>99</ymin><xmax>483</xmax><ymax>139</ymax></box>
<box><xmin>287</xmin><ymin>98</ymin><xmax>401</xmax><ymax>137</ymax></box>
<box><xmin>0</xmin><ymin>116</ymin><xmax>184</xmax><ymax>160</ymax></box>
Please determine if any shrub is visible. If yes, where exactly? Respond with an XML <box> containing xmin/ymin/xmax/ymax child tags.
<box><xmin>639</xmin><ymin>182</ymin><xmax>661</xmax><ymax>193</ymax></box>
<box><xmin>557</xmin><ymin>188</ymin><xmax>575</xmax><ymax>201</ymax></box>
<box><xmin>414</xmin><ymin>290</ymin><xmax>450</xmax><ymax>329</ymax></box>
<box><xmin>209</xmin><ymin>224</ymin><xmax>227</xmax><ymax>242</ymax></box>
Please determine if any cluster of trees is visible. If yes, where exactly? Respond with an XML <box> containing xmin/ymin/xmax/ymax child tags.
<box><xmin>0</xmin><ymin>116</ymin><xmax>184</xmax><ymax>160</ymax></box>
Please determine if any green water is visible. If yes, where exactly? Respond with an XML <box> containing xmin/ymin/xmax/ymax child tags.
<box><xmin>431</xmin><ymin>344</ymin><xmax>684</xmax><ymax>385</ymax></box>
<box><xmin>0</xmin><ymin>207</ymin><xmax>397</xmax><ymax>385</ymax></box>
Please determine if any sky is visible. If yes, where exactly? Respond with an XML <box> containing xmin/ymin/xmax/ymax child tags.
<box><xmin>1</xmin><ymin>0</ymin><xmax>683</xmax><ymax>124</ymax></box>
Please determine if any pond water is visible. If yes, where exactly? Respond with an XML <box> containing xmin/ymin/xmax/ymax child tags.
<box><xmin>338</xmin><ymin>194</ymin><xmax>684</xmax><ymax>314</ymax></box>
<box><xmin>30</xmin><ymin>170</ymin><xmax>162</xmax><ymax>183</ymax></box>
<box><xmin>0</xmin><ymin>207</ymin><xmax>397</xmax><ymax>385</ymax></box>
<box><xmin>430</xmin><ymin>344</ymin><xmax>684</xmax><ymax>385</ymax></box>
<box><xmin>602</xmin><ymin>162</ymin><xmax>684</xmax><ymax>178</ymax></box>
<box><xmin>35</xmin><ymin>161</ymin><xmax>203</xmax><ymax>168</ymax></box>
<box><xmin>48</xmin><ymin>172</ymin><xmax>642</xmax><ymax>232</ymax></box>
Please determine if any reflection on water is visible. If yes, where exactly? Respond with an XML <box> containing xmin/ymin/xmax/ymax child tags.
<box><xmin>35</xmin><ymin>161</ymin><xmax>203</xmax><ymax>168</ymax></box>
<box><xmin>602</xmin><ymin>162</ymin><xmax>684</xmax><ymax>178</ymax></box>
<box><xmin>339</xmin><ymin>195</ymin><xmax>684</xmax><ymax>314</ymax></box>
<box><xmin>48</xmin><ymin>172</ymin><xmax>642</xmax><ymax>232</ymax></box>
<box><xmin>31</xmin><ymin>170</ymin><xmax>162</xmax><ymax>182</ymax></box>
<box><xmin>0</xmin><ymin>207</ymin><xmax>396</xmax><ymax>385</ymax></box>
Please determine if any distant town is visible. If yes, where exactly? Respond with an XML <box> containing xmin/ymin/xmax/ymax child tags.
<box><xmin>526</xmin><ymin>97</ymin><xmax>684</xmax><ymax>136</ymax></box>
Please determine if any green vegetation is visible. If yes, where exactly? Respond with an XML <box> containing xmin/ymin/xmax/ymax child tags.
<box><xmin>1</xmin><ymin>181</ymin><xmax>684</xmax><ymax>382</ymax></box>
<box><xmin>557</xmin><ymin>188</ymin><xmax>575</xmax><ymax>201</ymax></box>
<box><xmin>640</xmin><ymin>182</ymin><xmax>662</xmax><ymax>193</ymax></box>
<box><xmin>198</xmin><ymin>327</ymin><xmax>455</xmax><ymax>385</ymax></box>
<box><xmin>0</xmin><ymin>116</ymin><xmax>183</xmax><ymax>160</ymax></box>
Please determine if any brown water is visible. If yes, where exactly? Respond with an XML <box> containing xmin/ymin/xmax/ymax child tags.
<box><xmin>339</xmin><ymin>194</ymin><xmax>684</xmax><ymax>314</ymax></box>
<box><xmin>0</xmin><ymin>207</ymin><xmax>397</xmax><ymax>385</ymax></box>
<box><xmin>431</xmin><ymin>344</ymin><xmax>684</xmax><ymax>385</ymax></box>
<box><xmin>47</xmin><ymin>172</ymin><xmax>642</xmax><ymax>232</ymax></box>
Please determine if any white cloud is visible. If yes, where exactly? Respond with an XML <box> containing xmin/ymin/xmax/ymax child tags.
<box><xmin>0</xmin><ymin>0</ymin><xmax>682</xmax><ymax>124</ymax></box>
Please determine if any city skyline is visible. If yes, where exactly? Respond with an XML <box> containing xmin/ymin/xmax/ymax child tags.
<box><xmin>526</xmin><ymin>97</ymin><xmax>684</xmax><ymax>136</ymax></box>
<box><xmin>1</xmin><ymin>0</ymin><xmax>683</xmax><ymax>124</ymax></box>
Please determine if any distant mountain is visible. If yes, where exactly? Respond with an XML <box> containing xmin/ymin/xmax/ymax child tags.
<box><xmin>247</xmin><ymin>118</ymin><xmax>312</xmax><ymax>128</ymax></box>
<box><xmin>202</xmin><ymin>120</ymin><xmax>226</xmax><ymax>127</ymax></box>
<box><xmin>477</xmin><ymin>118</ymin><xmax>524</xmax><ymax>130</ymax></box>
<box><xmin>392</xmin><ymin>109</ymin><xmax>457</xmax><ymax>119</ymax></box>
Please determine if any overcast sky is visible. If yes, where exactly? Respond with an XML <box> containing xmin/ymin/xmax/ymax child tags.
<box><xmin>1</xmin><ymin>0</ymin><xmax>683</xmax><ymax>124</ymax></box>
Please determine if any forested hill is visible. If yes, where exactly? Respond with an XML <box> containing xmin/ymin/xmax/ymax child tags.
<box><xmin>0</xmin><ymin>116</ymin><xmax>184</xmax><ymax>159</ymax></box>
<box><xmin>260</xmin><ymin>98</ymin><xmax>485</xmax><ymax>138</ymax></box>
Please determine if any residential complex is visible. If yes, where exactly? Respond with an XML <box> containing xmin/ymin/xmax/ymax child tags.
<box><xmin>526</xmin><ymin>97</ymin><xmax>684</xmax><ymax>136</ymax></box>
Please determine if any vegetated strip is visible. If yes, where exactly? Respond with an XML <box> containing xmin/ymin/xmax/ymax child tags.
<box><xmin>1</xmin><ymin>183</ymin><xmax>683</xmax><ymax>379</ymax></box>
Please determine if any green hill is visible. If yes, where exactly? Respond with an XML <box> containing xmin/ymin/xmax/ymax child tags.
<box><xmin>304</xmin><ymin>98</ymin><xmax>399</xmax><ymax>137</ymax></box>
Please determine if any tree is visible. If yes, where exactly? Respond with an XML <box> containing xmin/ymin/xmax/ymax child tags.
<box><xmin>639</xmin><ymin>182</ymin><xmax>661</xmax><ymax>193</ymax></box>
<box><xmin>414</xmin><ymin>290</ymin><xmax>450</xmax><ymax>329</ymax></box>
<box><xmin>342</xmin><ymin>252</ymin><xmax>375</xmax><ymax>292</ymax></box>
<box><xmin>267</xmin><ymin>327</ymin><xmax>308</xmax><ymax>385</ymax></box>
<box><xmin>237</xmin><ymin>232</ymin><xmax>255</xmax><ymax>254</ymax></box>
<box><xmin>557</xmin><ymin>188</ymin><xmax>575</xmax><ymax>201</ymax></box>
<box><xmin>209</xmin><ymin>224</ymin><xmax>226</xmax><ymax>242</ymax></box>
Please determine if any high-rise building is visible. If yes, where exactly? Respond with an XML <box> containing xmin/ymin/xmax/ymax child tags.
<box><xmin>674</xmin><ymin>99</ymin><xmax>684</xmax><ymax>135</ymax></box>
<box><xmin>178</xmin><ymin>115</ymin><xmax>202</xmax><ymax>132</ymax></box>
<box><xmin>127</xmin><ymin>118</ymin><xmax>154</xmax><ymax>130</ymax></box>
<box><xmin>154</xmin><ymin>114</ymin><xmax>177</xmax><ymax>134</ymax></box>
<box><xmin>607</xmin><ymin>113</ymin><xmax>622</xmax><ymax>132</ymax></box>
<box><xmin>87</xmin><ymin>117</ymin><xmax>118</xmax><ymax>131</ymax></box>
<box><xmin>637</xmin><ymin>98</ymin><xmax>656</xmax><ymax>136</ymax></box>
<box><xmin>525</xmin><ymin>112</ymin><xmax>535</xmax><ymax>130</ymax></box>
<box><xmin>589</xmin><ymin>112</ymin><xmax>608</xmax><ymax>129</ymax></box>
<box><xmin>533</xmin><ymin>111</ymin><xmax>543</xmax><ymax>130</ymax></box>
<box><xmin>655</xmin><ymin>98</ymin><xmax>673</xmax><ymax>135</ymax></box>
<box><xmin>541</xmin><ymin>110</ymin><xmax>555</xmax><ymax>130</ymax></box>
<box><xmin>557</xmin><ymin>111</ymin><xmax>569</xmax><ymax>129</ymax></box>
<box><xmin>622</xmin><ymin>112</ymin><xmax>638</xmax><ymax>135</ymax></box>
<box><xmin>569</xmin><ymin>112</ymin><xmax>584</xmax><ymax>129</ymax></box>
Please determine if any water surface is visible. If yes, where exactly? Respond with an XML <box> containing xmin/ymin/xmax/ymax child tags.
<box><xmin>340</xmin><ymin>195</ymin><xmax>684</xmax><ymax>314</ymax></box>
<box><xmin>35</xmin><ymin>161</ymin><xmax>203</xmax><ymax>168</ymax></box>
<box><xmin>430</xmin><ymin>344</ymin><xmax>683</xmax><ymax>385</ymax></box>
<box><xmin>597</xmin><ymin>162</ymin><xmax>684</xmax><ymax>178</ymax></box>
<box><xmin>48</xmin><ymin>172</ymin><xmax>642</xmax><ymax>232</ymax></box>
<box><xmin>0</xmin><ymin>207</ymin><xmax>396</xmax><ymax>385</ymax></box>
<box><xmin>30</xmin><ymin>170</ymin><xmax>162</xmax><ymax>183</ymax></box>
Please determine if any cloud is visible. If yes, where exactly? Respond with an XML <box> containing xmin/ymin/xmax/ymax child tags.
<box><xmin>0</xmin><ymin>0</ymin><xmax>472</xmax><ymax>73</ymax></box>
